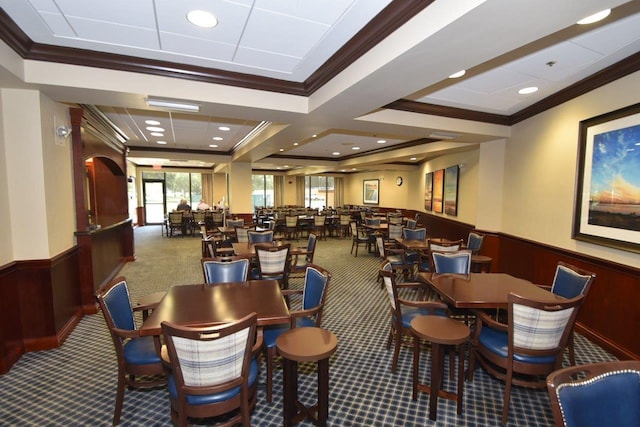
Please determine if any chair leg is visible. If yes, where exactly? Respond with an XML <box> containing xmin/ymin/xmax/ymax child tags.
<box><xmin>113</xmin><ymin>370</ymin><xmax>126</xmax><ymax>425</ymax></box>
<box><xmin>502</xmin><ymin>370</ymin><xmax>514</xmax><ymax>425</ymax></box>
<box><xmin>391</xmin><ymin>328</ymin><xmax>402</xmax><ymax>374</ymax></box>
<box><xmin>568</xmin><ymin>333</ymin><xmax>576</xmax><ymax>366</ymax></box>
<box><xmin>265</xmin><ymin>346</ymin><xmax>275</xmax><ymax>402</ymax></box>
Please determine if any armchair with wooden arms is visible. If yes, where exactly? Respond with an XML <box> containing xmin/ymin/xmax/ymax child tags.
<box><xmin>289</xmin><ymin>233</ymin><xmax>317</xmax><ymax>277</ymax></box>
<box><xmin>261</xmin><ymin>264</ymin><xmax>332</xmax><ymax>402</ymax></box>
<box><xmin>468</xmin><ymin>292</ymin><xmax>585</xmax><ymax>424</ymax></box>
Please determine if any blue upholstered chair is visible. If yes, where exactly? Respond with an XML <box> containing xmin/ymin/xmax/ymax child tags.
<box><xmin>161</xmin><ymin>313</ymin><xmax>260</xmax><ymax>427</ymax></box>
<box><xmin>252</xmin><ymin>243</ymin><xmax>291</xmax><ymax>288</ymax></box>
<box><xmin>379</xmin><ymin>261</ymin><xmax>448</xmax><ymax>374</ymax></box>
<box><xmin>402</xmin><ymin>227</ymin><xmax>426</xmax><ymax>241</ymax></box>
<box><xmin>431</xmin><ymin>250</ymin><xmax>472</xmax><ymax>274</ymax></box>
<box><xmin>226</xmin><ymin>218</ymin><xmax>244</xmax><ymax>228</ymax></box>
<box><xmin>247</xmin><ymin>229</ymin><xmax>273</xmax><ymax>244</ymax></box>
<box><xmin>468</xmin><ymin>292</ymin><xmax>585</xmax><ymax>424</ymax></box>
<box><xmin>262</xmin><ymin>264</ymin><xmax>332</xmax><ymax>402</ymax></box>
<box><xmin>201</xmin><ymin>258</ymin><xmax>250</xmax><ymax>283</ymax></box>
<box><xmin>546</xmin><ymin>262</ymin><xmax>596</xmax><ymax>365</ymax></box>
<box><xmin>466</xmin><ymin>232</ymin><xmax>485</xmax><ymax>254</ymax></box>
<box><xmin>405</xmin><ymin>218</ymin><xmax>417</xmax><ymax>229</ymax></box>
<box><xmin>546</xmin><ymin>360</ymin><xmax>640</xmax><ymax>427</ymax></box>
<box><xmin>95</xmin><ymin>277</ymin><xmax>166</xmax><ymax>425</ymax></box>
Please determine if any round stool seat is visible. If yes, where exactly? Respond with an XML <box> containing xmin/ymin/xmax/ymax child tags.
<box><xmin>277</xmin><ymin>327</ymin><xmax>337</xmax><ymax>362</ymax></box>
<box><xmin>411</xmin><ymin>316</ymin><xmax>470</xmax><ymax>345</ymax></box>
<box><xmin>471</xmin><ymin>255</ymin><xmax>492</xmax><ymax>273</ymax></box>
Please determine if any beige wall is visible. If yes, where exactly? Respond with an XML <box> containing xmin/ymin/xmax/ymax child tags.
<box><xmin>0</xmin><ymin>89</ymin><xmax>12</xmax><ymax>265</ymax></box>
<box><xmin>503</xmin><ymin>71</ymin><xmax>640</xmax><ymax>267</ymax></box>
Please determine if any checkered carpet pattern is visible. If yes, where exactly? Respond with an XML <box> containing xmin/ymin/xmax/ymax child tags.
<box><xmin>0</xmin><ymin>226</ymin><xmax>617</xmax><ymax>426</ymax></box>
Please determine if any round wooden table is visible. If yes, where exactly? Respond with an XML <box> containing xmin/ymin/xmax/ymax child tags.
<box><xmin>276</xmin><ymin>327</ymin><xmax>338</xmax><ymax>427</ymax></box>
<box><xmin>410</xmin><ymin>316</ymin><xmax>470</xmax><ymax>421</ymax></box>
<box><xmin>471</xmin><ymin>255</ymin><xmax>493</xmax><ymax>273</ymax></box>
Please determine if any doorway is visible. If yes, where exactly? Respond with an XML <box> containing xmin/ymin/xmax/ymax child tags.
<box><xmin>143</xmin><ymin>180</ymin><xmax>166</xmax><ymax>224</ymax></box>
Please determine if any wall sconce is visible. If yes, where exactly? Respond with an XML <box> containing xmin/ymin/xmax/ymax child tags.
<box><xmin>56</xmin><ymin>125</ymin><xmax>72</xmax><ymax>138</ymax></box>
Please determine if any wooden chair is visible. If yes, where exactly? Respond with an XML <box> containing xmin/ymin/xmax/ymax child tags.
<box><xmin>466</xmin><ymin>232</ymin><xmax>485</xmax><ymax>254</ymax></box>
<box><xmin>311</xmin><ymin>214</ymin><xmax>327</xmax><ymax>240</ymax></box>
<box><xmin>338</xmin><ymin>214</ymin><xmax>351</xmax><ymax>238</ymax></box>
<box><xmin>253</xmin><ymin>243</ymin><xmax>291</xmax><ymax>289</ymax></box>
<box><xmin>235</xmin><ymin>226</ymin><xmax>255</xmax><ymax>243</ymax></box>
<box><xmin>350</xmin><ymin>221</ymin><xmax>370</xmax><ymax>256</ymax></box>
<box><xmin>262</xmin><ymin>264</ymin><xmax>331</xmax><ymax>402</ymax></box>
<box><xmin>168</xmin><ymin>211</ymin><xmax>184</xmax><ymax>237</ymax></box>
<box><xmin>468</xmin><ymin>292</ymin><xmax>585</xmax><ymax>424</ymax></box>
<box><xmin>546</xmin><ymin>360</ymin><xmax>640</xmax><ymax>427</ymax></box>
<box><xmin>161</xmin><ymin>313</ymin><xmax>260</xmax><ymax>427</ymax></box>
<box><xmin>201</xmin><ymin>257</ymin><xmax>250</xmax><ymax>283</ymax></box>
<box><xmin>379</xmin><ymin>261</ymin><xmax>448</xmax><ymax>374</ymax></box>
<box><xmin>247</xmin><ymin>229</ymin><xmax>273</xmax><ymax>244</ymax></box>
<box><xmin>95</xmin><ymin>277</ymin><xmax>166</xmax><ymax>425</ymax></box>
<box><xmin>284</xmin><ymin>215</ymin><xmax>299</xmax><ymax>241</ymax></box>
<box><xmin>290</xmin><ymin>233</ymin><xmax>317</xmax><ymax>277</ymax></box>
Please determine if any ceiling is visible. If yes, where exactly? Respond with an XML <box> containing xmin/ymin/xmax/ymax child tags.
<box><xmin>1</xmin><ymin>0</ymin><xmax>639</xmax><ymax>174</ymax></box>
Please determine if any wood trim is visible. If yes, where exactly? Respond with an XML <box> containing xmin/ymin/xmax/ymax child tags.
<box><xmin>384</xmin><ymin>100</ymin><xmax>511</xmax><ymax>125</ymax></box>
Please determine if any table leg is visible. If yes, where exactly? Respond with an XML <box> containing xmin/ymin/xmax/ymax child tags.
<box><xmin>282</xmin><ymin>359</ymin><xmax>298</xmax><ymax>427</ymax></box>
<box><xmin>429</xmin><ymin>342</ymin><xmax>444</xmax><ymax>421</ymax></box>
<box><xmin>456</xmin><ymin>344</ymin><xmax>464</xmax><ymax>414</ymax></box>
<box><xmin>317</xmin><ymin>358</ymin><xmax>329</xmax><ymax>427</ymax></box>
<box><xmin>412</xmin><ymin>335</ymin><xmax>420</xmax><ymax>400</ymax></box>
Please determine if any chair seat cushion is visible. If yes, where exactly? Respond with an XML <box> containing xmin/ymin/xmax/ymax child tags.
<box><xmin>478</xmin><ymin>327</ymin><xmax>556</xmax><ymax>364</ymax></box>
<box><xmin>388</xmin><ymin>255</ymin><xmax>404</xmax><ymax>266</ymax></box>
<box><xmin>263</xmin><ymin>324</ymin><xmax>290</xmax><ymax>349</ymax></box>
<box><xmin>124</xmin><ymin>336</ymin><xmax>162</xmax><ymax>365</ymax></box>
<box><xmin>398</xmin><ymin>307</ymin><xmax>447</xmax><ymax>328</ymax></box>
<box><xmin>168</xmin><ymin>358</ymin><xmax>259</xmax><ymax>405</ymax></box>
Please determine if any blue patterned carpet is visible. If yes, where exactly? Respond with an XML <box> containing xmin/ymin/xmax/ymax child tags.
<box><xmin>0</xmin><ymin>226</ymin><xmax>617</xmax><ymax>426</ymax></box>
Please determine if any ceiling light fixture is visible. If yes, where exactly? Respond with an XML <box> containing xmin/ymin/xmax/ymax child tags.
<box><xmin>146</xmin><ymin>126</ymin><xmax>165</xmax><ymax>132</ymax></box>
<box><xmin>209</xmin><ymin>144</ymin><xmax>218</xmax><ymax>148</ymax></box>
<box><xmin>187</xmin><ymin>10</ymin><xmax>218</xmax><ymax>28</ymax></box>
<box><xmin>410</xmin><ymin>157</ymin><xmax>417</xmax><ymax>161</ymax></box>
<box><xmin>293</xmin><ymin>142</ymin><xmax>299</xmax><ymax>146</ymax></box>
<box><xmin>429</xmin><ymin>131</ymin><xmax>459</xmax><ymax>140</ymax></box>
<box><xmin>212</xmin><ymin>137</ymin><xmax>223</xmax><ymax>141</ymax></box>
<box><xmin>145</xmin><ymin>120</ymin><xmax>161</xmax><ymax>125</ymax></box>
<box><xmin>352</xmin><ymin>146</ymin><xmax>360</xmax><ymax>150</ymax></box>
<box><xmin>449</xmin><ymin>70</ymin><xmax>466</xmax><ymax>78</ymax></box>
<box><xmin>156</xmin><ymin>141</ymin><xmax>167</xmax><ymax>145</ymax></box>
<box><xmin>518</xmin><ymin>86</ymin><xmax>539</xmax><ymax>95</ymax></box>
<box><xmin>279</xmin><ymin>148</ymin><xmax>284</xmax><ymax>152</ymax></box>
<box><xmin>146</xmin><ymin>98</ymin><xmax>200</xmax><ymax>112</ymax></box>
<box><xmin>150</xmin><ymin>132</ymin><xmax>164</xmax><ymax>137</ymax></box>
<box><xmin>377</xmin><ymin>139</ymin><xmax>386</xmax><ymax>144</ymax></box>
<box><xmin>218</xmin><ymin>126</ymin><xmax>230</xmax><ymax>131</ymax></box>
<box><xmin>232</xmin><ymin>121</ymin><xmax>271</xmax><ymax>151</ymax></box>
<box><xmin>577</xmin><ymin>9</ymin><xmax>610</xmax><ymax>25</ymax></box>
<box><xmin>332</xmin><ymin>152</ymin><xmax>340</xmax><ymax>156</ymax></box>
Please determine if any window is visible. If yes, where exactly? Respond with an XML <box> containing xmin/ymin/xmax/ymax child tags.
<box><xmin>252</xmin><ymin>174</ymin><xmax>274</xmax><ymax>209</ymax></box>
<box><xmin>141</xmin><ymin>171</ymin><xmax>203</xmax><ymax>213</ymax></box>
<box><xmin>305</xmin><ymin>176</ymin><xmax>334</xmax><ymax>209</ymax></box>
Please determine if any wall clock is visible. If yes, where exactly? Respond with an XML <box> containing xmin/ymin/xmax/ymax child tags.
<box><xmin>396</xmin><ymin>176</ymin><xmax>403</xmax><ymax>186</ymax></box>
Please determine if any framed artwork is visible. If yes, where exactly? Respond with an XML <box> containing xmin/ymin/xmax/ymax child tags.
<box><xmin>432</xmin><ymin>169</ymin><xmax>444</xmax><ymax>213</ymax></box>
<box><xmin>573</xmin><ymin>102</ymin><xmax>640</xmax><ymax>253</ymax></box>
<box><xmin>424</xmin><ymin>172</ymin><xmax>433</xmax><ymax>211</ymax></box>
<box><xmin>363</xmin><ymin>179</ymin><xmax>380</xmax><ymax>205</ymax></box>
<box><xmin>444</xmin><ymin>165</ymin><xmax>459</xmax><ymax>216</ymax></box>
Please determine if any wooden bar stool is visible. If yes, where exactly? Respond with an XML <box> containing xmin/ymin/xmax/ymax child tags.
<box><xmin>276</xmin><ymin>327</ymin><xmax>338</xmax><ymax>427</ymax></box>
<box><xmin>410</xmin><ymin>316</ymin><xmax>470</xmax><ymax>421</ymax></box>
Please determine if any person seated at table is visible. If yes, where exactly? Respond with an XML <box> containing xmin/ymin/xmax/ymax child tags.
<box><xmin>196</xmin><ymin>199</ymin><xmax>210</xmax><ymax>210</ymax></box>
<box><xmin>176</xmin><ymin>199</ymin><xmax>191</xmax><ymax>211</ymax></box>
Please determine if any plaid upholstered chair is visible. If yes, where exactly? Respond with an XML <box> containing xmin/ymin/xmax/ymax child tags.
<box><xmin>247</xmin><ymin>229</ymin><xmax>273</xmax><ymax>244</ymax></box>
<box><xmin>546</xmin><ymin>360</ymin><xmax>640</xmax><ymax>427</ymax></box>
<box><xmin>95</xmin><ymin>277</ymin><xmax>166</xmax><ymax>425</ymax></box>
<box><xmin>201</xmin><ymin>258</ymin><xmax>250</xmax><ymax>283</ymax></box>
<box><xmin>252</xmin><ymin>243</ymin><xmax>291</xmax><ymax>288</ymax></box>
<box><xmin>468</xmin><ymin>292</ymin><xmax>585</xmax><ymax>424</ymax></box>
<box><xmin>161</xmin><ymin>313</ymin><xmax>260</xmax><ymax>427</ymax></box>
<box><xmin>261</xmin><ymin>264</ymin><xmax>331</xmax><ymax>402</ymax></box>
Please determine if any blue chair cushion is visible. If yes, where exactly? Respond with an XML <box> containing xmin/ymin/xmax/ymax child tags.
<box><xmin>263</xmin><ymin>324</ymin><xmax>290</xmax><ymax>349</ymax></box>
<box><xmin>123</xmin><ymin>336</ymin><xmax>162</xmax><ymax>365</ymax></box>
<box><xmin>396</xmin><ymin>307</ymin><xmax>447</xmax><ymax>329</ymax></box>
<box><xmin>478</xmin><ymin>327</ymin><xmax>556</xmax><ymax>364</ymax></box>
<box><xmin>168</xmin><ymin>358</ymin><xmax>259</xmax><ymax>405</ymax></box>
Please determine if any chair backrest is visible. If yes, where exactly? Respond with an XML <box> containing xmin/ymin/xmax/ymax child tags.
<box><xmin>546</xmin><ymin>360</ymin><xmax>640</xmax><ymax>427</ymax></box>
<box><xmin>226</xmin><ymin>219</ymin><xmax>244</xmax><ymax>228</ymax></box>
<box><xmin>467</xmin><ymin>232</ymin><xmax>484</xmax><ymax>254</ymax></box>
<box><xmin>406</xmin><ymin>218</ymin><xmax>417</xmax><ymax>229</ymax></box>
<box><xmin>379</xmin><ymin>261</ymin><xmax>444</xmax><ymax>318</ymax></box>
<box><xmin>211</xmin><ymin>211</ymin><xmax>224</xmax><ymax>225</ymax></box>
<box><xmin>432</xmin><ymin>251</ymin><xmax>472</xmax><ymax>274</ymax></box>
<box><xmin>551</xmin><ymin>261</ymin><xmax>596</xmax><ymax>299</ymax></box>
<box><xmin>301</xmin><ymin>264</ymin><xmax>332</xmax><ymax>325</ymax></box>
<box><xmin>255</xmin><ymin>243</ymin><xmax>291</xmax><ymax>276</ymax></box>
<box><xmin>366</xmin><ymin>217</ymin><xmax>381</xmax><ymax>226</ymax></box>
<box><xmin>168</xmin><ymin>211</ymin><xmax>183</xmax><ymax>226</ymax></box>
<box><xmin>192</xmin><ymin>211</ymin><xmax>206</xmax><ymax>223</ymax></box>
<box><xmin>429</xmin><ymin>238</ymin><xmax>464</xmax><ymax>253</ymax></box>
<box><xmin>313</xmin><ymin>215</ymin><xmax>326</xmax><ymax>226</ymax></box>
<box><xmin>403</xmin><ymin>227</ymin><xmax>426</xmax><ymax>241</ymax></box>
<box><xmin>339</xmin><ymin>214</ymin><xmax>351</xmax><ymax>226</ymax></box>
<box><xmin>161</xmin><ymin>312</ymin><xmax>256</xmax><ymax>394</ymax></box>
<box><xmin>305</xmin><ymin>233</ymin><xmax>317</xmax><ymax>263</ymax></box>
<box><xmin>96</xmin><ymin>276</ymin><xmax>136</xmax><ymax>332</ymax></box>
<box><xmin>508</xmin><ymin>292</ymin><xmax>584</xmax><ymax>357</ymax></box>
<box><xmin>388</xmin><ymin>215</ymin><xmax>403</xmax><ymax>225</ymax></box>
<box><xmin>285</xmin><ymin>215</ymin><xmax>298</xmax><ymax>227</ymax></box>
<box><xmin>202</xmin><ymin>258</ymin><xmax>250</xmax><ymax>283</ymax></box>
<box><xmin>350</xmin><ymin>221</ymin><xmax>358</xmax><ymax>237</ymax></box>
<box><xmin>376</xmin><ymin>234</ymin><xmax>386</xmax><ymax>257</ymax></box>
<box><xmin>388</xmin><ymin>223</ymin><xmax>403</xmax><ymax>241</ymax></box>
<box><xmin>247</xmin><ymin>230</ymin><xmax>273</xmax><ymax>244</ymax></box>
<box><xmin>235</xmin><ymin>226</ymin><xmax>254</xmax><ymax>243</ymax></box>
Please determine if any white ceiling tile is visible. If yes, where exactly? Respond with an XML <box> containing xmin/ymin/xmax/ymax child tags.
<box><xmin>66</xmin><ymin>17</ymin><xmax>160</xmax><ymax>49</ymax></box>
<box><xmin>38</xmin><ymin>11</ymin><xmax>76</xmax><ymax>37</ymax></box>
<box><xmin>572</xmin><ymin>12</ymin><xmax>640</xmax><ymax>54</ymax></box>
<box><xmin>253</xmin><ymin>0</ymin><xmax>355</xmax><ymax>25</ymax></box>
<box><xmin>27</xmin><ymin>0</ymin><xmax>58</xmax><ymax>13</ymax></box>
<box><xmin>234</xmin><ymin>47</ymin><xmax>301</xmax><ymax>74</ymax></box>
<box><xmin>241</xmin><ymin>8</ymin><xmax>330</xmax><ymax>57</ymax></box>
<box><xmin>424</xmin><ymin>86</ymin><xmax>523</xmax><ymax>112</ymax></box>
<box><xmin>458</xmin><ymin>67</ymin><xmax>532</xmax><ymax>94</ymax></box>
<box><xmin>159</xmin><ymin>33</ymin><xmax>237</xmax><ymax>62</ymax></box>
<box><xmin>54</xmin><ymin>0</ymin><xmax>157</xmax><ymax>28</ymax></box>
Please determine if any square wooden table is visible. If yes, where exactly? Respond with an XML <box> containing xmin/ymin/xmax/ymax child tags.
<box><xmin>417</xmin><ymin>272</ymin><xmax>563</xmax><ymax>310</ymax></box>
<box><xmin>139</xmin><ymin>280</ymin><xmax>290</xmax><ymax>336</ymax></box>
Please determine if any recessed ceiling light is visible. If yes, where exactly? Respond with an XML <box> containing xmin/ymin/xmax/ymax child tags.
<box><xmin>332</xmin><ymin>152</ymin><xmax>340</xmax><ymax>156</ymax></box>
<box><xmin>284</xmin><ymin>165</ymin><xmax>289</xmax><ymax>168</ymax></box>
<box><xmin>279</xmin><ymin>148</ymin><xmax>284</xmax><ymax>152</ymax></box>
<box><xmin>518</xmin><ymin>86</ymin><xmax>539</xmax><ymax>95</ymax></box>
<box><xmin>449</xmin><ymin>70</ymin><xmax>466</xmax><ymax>79</ymax></box>
<box><xmin>351</xmin><ymin>168</ymin><xmax>357</xmax><ymax>171</ymax></box>
<box><xmin>577</xmin><ymin>9</ymin><xmax>610</xmax><ymax>25</ymax></box>
<box><xmin>293</xmin><ymin>142</ymin><xmax>299</xmax><ymax>146</ymax></box>
<box><xmin>340</xmin><ymin>169</ymin><xmax>346</xmax><ymax>172</ymax></box>
<box><xmin>150</xmin><ymin>132</ymin><xmax>164</xmax><ymax>137</ymax></box>
<box><xmin>146</xmin><ymin>126</ymin><xmax>165</xmax><ymax>132</ymax></box>
<box><xmin>156</xmin><ymin>141</ymin><xmax>167</xmax><ymax>145</ymax></box>
<box><xmin>209</xmin><ymin>144</ymin><xmax>218</xmax><ymax>148</ymax></box>
<box><xmin>187</xmin><ymin>10</ymin><xmax>218</xmax><ymax>28</ymax></box>
<box><xmin>145</xmin><ymin>120</ymin><xmax>161</xmax><ymax>125</ymax></box>
<box><xmin>212</xmin><ymin>137</ymin><xmax>223</xmax><ymax>141</ymax></box>
<box><xmin>377</xmin><ymin>139</ymin><xmax>387</xmax><ymax>144</ymax></box>
<box><xmin>276</xmin><ymin>167</ymin><xmax>281</xmax><ymax>170</ymax></box>
<box><xmin>352</xmin><ymin>146</ymin><xmax>360</xmax><ymax>150</ymax></box>
<box><xmin>218</xmin><ymin>126</ymin><xmax>230</xmax><ymax>131</ymax></box>
<box><xmin>410</xmin><ymin>157</ymin><xmax>417</xmax><ymax>161</ymax></box>
<box><xmin>312</xmin><ymin>134</ymin><xmax>317</xmax><ymax>138</ymax></box>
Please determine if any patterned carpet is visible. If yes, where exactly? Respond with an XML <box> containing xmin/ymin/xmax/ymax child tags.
<box><xmin>0</xmin><ymin>226</ymin><xmax>617</xmax><ymax>426</ymax></box>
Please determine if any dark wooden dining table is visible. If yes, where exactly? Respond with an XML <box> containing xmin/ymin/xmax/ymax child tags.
<box><xmin>138</xmin><ymin>280</ymin><xmax>290</xmax><ymax>337</ymax></box>
<box><xmin>417</xmin><ymin>272</ymin><xmax>564</xmax><ymax>310</ymax></box>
